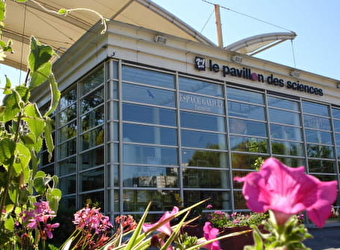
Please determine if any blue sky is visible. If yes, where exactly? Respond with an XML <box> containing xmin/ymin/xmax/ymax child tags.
<box><xmin>1</xmin><ymin>0</ymin><xmax>340</xmax><ymax>92</ymax></box>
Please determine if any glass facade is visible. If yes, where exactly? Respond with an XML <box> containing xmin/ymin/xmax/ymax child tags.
<box><xmin>42</xmin><ymin>60</ymin><xmax>339</xmax><ymax>220</ymax></box>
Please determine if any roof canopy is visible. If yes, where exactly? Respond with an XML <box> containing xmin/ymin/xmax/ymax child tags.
<box><xmin>2</xmin><ymin>0</ymin><xmax>214</xmax><ymax>71</ymax></box>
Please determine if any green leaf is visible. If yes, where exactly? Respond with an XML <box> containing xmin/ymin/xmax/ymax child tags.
<box><xmin>29</xmin><ymin>61</ymin><xmax>52</xmax><ymax>89</ymax></box>
<box><xmin>46</xmin><ymin>188</ymin><xmax>62</xmax><ymax>213</ymax></box>
<box><xmin>4</xmin><ymin>216</ymin><xmax>14</xmax><ymax>232</ymax></box>
<box><xmin>7</xmin><ymin>183</ymin><xmax>18</xmax><ymax>203</ymax></box>
<box><xmin>44</xmin><ymin>73</ymin><xmax>60</xmax><ymax>117</ymax></box>
<box><xmin>0</xmin><ymin>1</ymin><xmax>5</xmax><ymax>23</ymax></box>
<box><xmin>4</xmin><ymin>204</ymin><xmax>14</xmax><ymax>214</ymax></box>
<box><xmin>0</xmin><ymin>138</ymin><xmax>15</xmax><ymax>167</ymax></box>
<box><xmin>23</xmin><ymin>103</ymin><xmax>45</xmax><ymax>139</ymax></box>
<box><xmin>28</xmin><ymin>37</ymin><xmax>55</xmax><ymax>73</ymax></box>
<box><xmin>3</xmin><ymin>75</ymin><xmax>12</xmax><ymax>95</ymax></box>
<box><xmin>2</xmin><ymin>92</ymin><xmax>20</xmax><ymax>122</ymax></box>
<box><xmin>34</xmin><ymin>171</ymin><xmax>48</xmax><ymax>194</ymax></box>
<box><xmin>58</xmin><ymin>9</ymin><xmax>68</xmax><ymax>15</ymax></box>
<box><xmin>13</xmin><ymin>143</ymin><xmax>31</xmax><ymax>176</ymax></box>
<box><xmin>44</xmin><ymin>117</ymin><xmax>54</xmax><ymax>161</ymax></box>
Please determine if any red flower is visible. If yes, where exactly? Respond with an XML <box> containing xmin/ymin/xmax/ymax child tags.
<box><xmin>234</xmin><ymin>157</ymin><xmax>338</xmax><ymax>228</ymax></box>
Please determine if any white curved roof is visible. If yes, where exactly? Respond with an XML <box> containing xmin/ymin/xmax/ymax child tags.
<box><xmin>2</xmin><ymin>0</ymin><xmax>215</xmax><ymax>71</ymax></box>
<box><xmin>224</xmin><ymin>32</ymin><xmax>297</xmax><ymax>56</ymax></box>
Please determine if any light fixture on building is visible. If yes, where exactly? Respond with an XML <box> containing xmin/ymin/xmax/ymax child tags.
<box><xmin>154</xmin><ymin>35</ymin><xmax>167</xmax><ymax>45</ymax></box>
<box><xmin>231</xmin><ymin>55</ymin><xmax>243</xmax><ymax>63</ymax></box>
<box><xmin>290</xmin><ymin>70</ymin><xmax>300</xmax><ymax>78</ymax></box>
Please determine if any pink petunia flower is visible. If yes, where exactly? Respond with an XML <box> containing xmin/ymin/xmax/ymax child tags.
<box><xmin>234</xmin><ymin>157</ymin><xmax>338</xmax><ymax>228</ymax></box>
<box><xmin>142</xmin><ymin>206</ymin><xmax>179</xmax><ymax>236</ymax></box>
<box><xmin>202</xmin><ymin>222</ymin><xmax>221</xmax><ymax>250</ymax></box>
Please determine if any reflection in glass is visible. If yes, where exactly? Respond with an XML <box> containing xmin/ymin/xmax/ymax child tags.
<box><xmin>123</xmin><ymin>83</ymin><xmax>175</xmax><ymax>107</ymax></box>
<box><xmin>181</xmin><ymin>130</ymin><xmax>226</xmax><ymax>149</ymax></box>
<box><xmin>123</xmin><ymin>190</ymin><xmax>180</xmax><ymax>212</ymax></box>
<box><xmin>59</xmin><ymin>175</ymin><xmax>76</xmax><ymax>194</ymax></box>
<box><xmin>305</xmin><ymin>130</ymin><xmax>332</xmax><ymax>144</ymax></box>
<box><xmin>181</xmin><ymin>111</ymin><xmax>225</xmax><ymax>132</ymax></box>
<box><xmin>227</xmin><ymin>87</ymin><xmax>264</xmax><ymax>104</ymax></box>
<box><xmin>123</xmin><ymin>123</ymin><xmax>177</xmax><ymax>145</ymax></box>
<box><xmin>81</xmin><ymin>106</ymin><xmax>104</xmax><ymax>132</ymax></box>
<box><xmin>80</xmin><ymin>87</ymin><xmax>104</xmax><ymax>114</ymax></box>
<box><xmin>58</xmin><ymin>103</ymin><xmax>77</xmax><ymax>127</ymax></box>
<box><xmin>179</xmin><ymin>93</ymin><xmax>224</xmax><ymax>114</ymax></box>
<box><xmin>304</xmin><ymin>115</ymin><xmax>331</xmax><ymax>130</ymax></box>
<box><xmin>270</xmin><ymin>124</ymin><xmax>302</xmax><ymax>141</ymax></box>
<box><xmin>268</xmin><ymin>96</ymin><xmax>299</xmax><ymax>111</ymax></box>
<box><xmin>123</xmin><ymin>144</ymin><xmax>178</xmax><ymax>165</ymax></box>
<box><xmin>60</xmin><ymin>87</ymin><xmax>77</xmax><ymax>110</ymax></box>
<box><xmin>311</xmin><ymin>174</ymin><xmax>337</xmax><ymax>182</ymax></box>
<box><xmin>272</xmin><ymin>141</ymin><xmax>304</xmax><ymax>156</ymax></box>
<box><xmin>123</xmin><ymin>166</ymin><xmax>178</xmax><ymax>188</ymax></box>
<box><xmin>123</xmin><ymin>103</ymin><xmax>176</xmax><ymax>126</ymax></box>
<box><xmin>302</xmin><ymin>101</ymin><xmax>329</xmax><ymax>116</ymax></box>
<box><xmin>183</xmin><ymin>168</ymin><xmax>229</xmax><ymax>188</ymax></box>
<box><xmin>79</xmin><ymin>147</ymin><xmax>104</xmax><ymax>170</ymax></box>
<box><xmin>182</xmin><ymin>149</ymin><xmax>227</xmax><ymax>168</ymax></box>
<box><xmin>60</xmin><ymin>121</ymin><xmax>77</xmax><ymax>142</ymax></box>
<box><xmin>231</xmin><ymin>153</ymin><xmax>267</xmax><ymax>170</ymax></box>
<box><xmin>80</xmin><ymin>168</ymin><xmax>104</xmax><ymax>191</ymax></box>
<box><xmin>230</xmin><ymin>136</ymin><xmax>268</xmax><ymax>153</ymax></box>
<box><xmin>228</xmin><ymin>101</ymin><xmax>265</xmax><ymax>120</ymax></box>
<box><xmin>58</xmin><ymin>156</ymin><xmax>76</xmax><ymax>175</ymax></box>
<box><xmin>179</xmin><ymin>77</ymin><xmax>223</xmax><ymax>97</ymax></box>
<box><xmin>80</xmin><ymin>67</ymin><xmax>104</xmax><ymax>96</ymax></box>
<box><xmin>229</xmin><ymin>118</ymin><xmax>267</xmax><ymax>137</ymax></box>
<box><xmin>233</xmin><ymin>190</ymin><xmax>247</xmax><ymax>209</ymax></box>
<box><xmin>332</xmin><ymin>108</ymin><xmax>340</xmax><ymax>119</ymax></box>
<box><xmin>333</xmin><ymin>120</ymin><xmax>340</xmax><ymax>133</ymax></box>
<box><xmin>274</xmin><ymin>157</ymin><xmax>305</xmax><ymax>168</ymax></box>
<box><xmin>59</xmin><ymin>139</ymin><xmax>76</xmax><ymax>158</ymax></box>
<box><xmin>80</xmin><ymin>192</ymin><xmax>104</xmax><ymax>209</ymax></box>
<box><xmin>123</xmin><ymin>66</ymin><xmax>175</xmax><ymax>89</ymax></box>
<box><xmin>81</xmin><ymin>127</ymin><xmax>104</xmax><ymax>151</ymax></box>
<box><xmin>307</xmin><ymin>144</ymin><xmax>334</xmax><ymax>158</ymax></box>
<box><xmin>308</xmin><ymin>160</ymin><xmax>335</xmax><ymax>173</ymax></box>
<box><xmin>184</xmin><ymin>190</ymin><xmax>231</xmax><ymax>210</ymax></box>
<box><xmin>269</xmin><ymin>108</ymin><xmax>301</xmax><ymax>126</ymax></box>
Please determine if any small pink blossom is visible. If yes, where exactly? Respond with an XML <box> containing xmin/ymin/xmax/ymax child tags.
<box><xmin>142</xmin><ymin>206</ymin><xmax>179</xmax><ymax>236</ymax></box>
<box><xmin>202</xmin><ymin>222</ymin><xmax>221</xmax><ymax>250</ymax></box>
<box><xmin>206</xmin><ymin>204</ymin><xmax>213</xmax><ymax>209</ymax></box>
<box><xmin>234</xmin><ymin>157</ymin><xmax>338</xmax><ymax>227</ymax></box>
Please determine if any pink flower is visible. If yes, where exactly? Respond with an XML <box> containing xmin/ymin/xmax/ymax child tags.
<box><xmin>142</xmin><ymin>206</ymin><xmax>179</xmax><ymax>236</ymax></box>
<box><xmin>234</xmin><ymin>157</ymin><xmax>338</xmax><ymax>228</ymax></box>
<box><xmin>206</xmin><ymin>204</ymin><xmax>213</xmax><ymax>209</ymax></box>
<box><xmin>203</xmin><ymin>222</ymin><xmax>221</xmax><ymax>250</ymax></box>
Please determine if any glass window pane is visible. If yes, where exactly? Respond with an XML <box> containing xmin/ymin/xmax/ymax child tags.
<box><xmin>123</xmin><ymin>65</ymin><xmax>175</xmax><ymax>89</ymax></box>
<box><xmin>333</xmin><ymin>120</ymin><xmax>340</xmax><ymax>133</ymax></box>
<box><xmin>81</xmin><ymin>127</ymin><xmax>104</xmax><ymax>151</ymax></box>
<box><xmin>305</xmin><ymin>130</ymin><xmax>333</xmax><ymax>144</ymax></box>
<box><xmin>181</xmin><ymin>149</ymin><xmax>228</xmax><ymax>168</ymax></box>
<box><xmin>179</xmin><ymin>77</ymin><xmax>223</xmax><ymax>97</ymax></box>
<box><xmin>79</xmin><ymin>147</ymin><xmax>104</xmax><ymax>170</ymax></box>
<box><xmin>59</xmin><ymin>175</ymin><xmax>76</xmax><ymax>194</ymax></box>
<box><xmin>80</xmin><ymin>67</ymin><xmax>104</xmax><ymax>96</ymax></box>
<box><xmin>270</xmin><ymin>124</ymin><xmax>302</xmax><ymax>141</ymax></box>
<box><xmin>123</xmin><ymin>83</ymin><xmax>175</xmax><ymax>107</ymax></box>
<box><xmin>181</xmin><ymin>130</ymin><xmax>226</xmax><ymax>149</ymax></box>
<box><xmin>272</xmin><ymin>140</ymin><xmax>305</xmax><ymax>156</ymax></box>
<box><xmin>332</xmin><ymin>108</ymin><xmax>340</xmax><ymax>119</ymax></box>
<box><xmin>123</xmin><ymin>144</ymin><xmax>178</xmax><ymax>165</ymax></box>
<box><xmin>58</xmin><ymin>157</ymin><xmax>76</xmax><ymax>175</ymax></box>
<box><xmin>335</xmin><ymin>134</ymin><xmax>340</xmax><ymax>145</ymax></box>
<box><xmin>183</xmin><ymin>168</ymin><xmax>230</xmax><ymax>188</ymax></box>
<box><xmin>58</xmin><ymin>103</ymin><xmax>76</xmax><ymax>126</ymax></box>
<box><xmin>81</xmin><ymin>106</ymin><xmax>104</xmax><ymax>132</ymax></box>
<box><xmin>123</xmin><ymin>123</ymin><xmax>177</xmax><ymax>146</ymax></box>
<box><xmin>80</xmin><ymin>192</ymin><xmax>104</xmax><ymax>209</ymax></box>
<box><xmin>179</xmin><ymin>93</ymin><xmax>224</xmax><ymax>114</ymax></box>
<box><xmin>123</xmin><ymin>103</ymin><xmax>176</xmax><ymax>126</ymax></box>
<box><xmin>308</xmin><ymin>160</ymin><xmax>335</xmax><ymax>173</ymax></box>
<box><xmin>268</xmin><ymin>96</ymin><xmax>299</xmax><ymax>111</ymax></box>
<box><xmin>60</xmin><ymin>87</ymin><xmax>77</xmax><ymax>110</ymax></box>
<box><xmin>227</xmin><ymin>87</ymin><xmax>264</xmax><ymax>104</ymax></box>
<box><xmin>184</xmin><ymin>190</ymin><xmax>231</xmax><ymax>210</ymax></box>
<box><xmin>59</xmin><ymin>139</ymin><xmax>76</xmax><ymax>158</ymax></box>
<box><xmin>307</xmin><ymin>144</ymin><xmax>334</xmax><ymax>158</ymax></box>
<box><xmin>303</xmin><ymin>101</ymin><xmax>329</xmax><ymax>116</ymax></box>
<box><xmin>228</xmin><ymin>101</ymin><xmax>265</xmax><ymax>120</ymax></box>
<box><xmin>230</xmin><ymin>136</ymin><xmax>268</xmax><ymax>153</ymax></box>
<box><xmin>123</xmin><ymin>166</ymin><xmax>178</xmax><ymax>188</ymax></box>
<box><xmin>231</xmin><ymin>153</ymin><xmax>265</xmax><ymax>170</ymax></box>
<box><xmin>229</xmin><ymin>118</ymin><xmax>267</xmax><ymax>137</ymax></box>
<box><xmin>80</xmin><ymin>168</ymin><xmax>104</xmax><ymax>191</ymax></box>
<box><xmin>59</xmin><ymin>121</ymin><xmax>77</xmax><ymax>142</ymax></box>
<box><xmin>80</xmin><ymin>87</ymin><xmax>104</xmax><ymax>114</ymax></box>
<box><xmin>273</xmin><ymin>157</ymin><xmax>305</xmax><ymax>167</ymax></box>
<box><xmin>269</xmin><ymin>109</ymin><xmax>301</xmax><ymax>126</ymax></box>
<box><xmin>181</xmin><ymin>111</ymin><xmax>225</xmax><ymax>132</ymax></box>
<box><xmin>304</xmin><ymin>115</ymin><xmax>331</xmax><ymax>130</ymax></box>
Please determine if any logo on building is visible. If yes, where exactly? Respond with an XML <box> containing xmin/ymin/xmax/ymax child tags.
<box><xmin>195</xmin><ymin>57</ymin><xmax>206</xmax><ymax>71</ymax></box>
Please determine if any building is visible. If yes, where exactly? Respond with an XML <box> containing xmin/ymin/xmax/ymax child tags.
<box><xmin>23</xmin><ymin>1</ymin><xmax>339</xmax><ymax>223</ymax></box>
